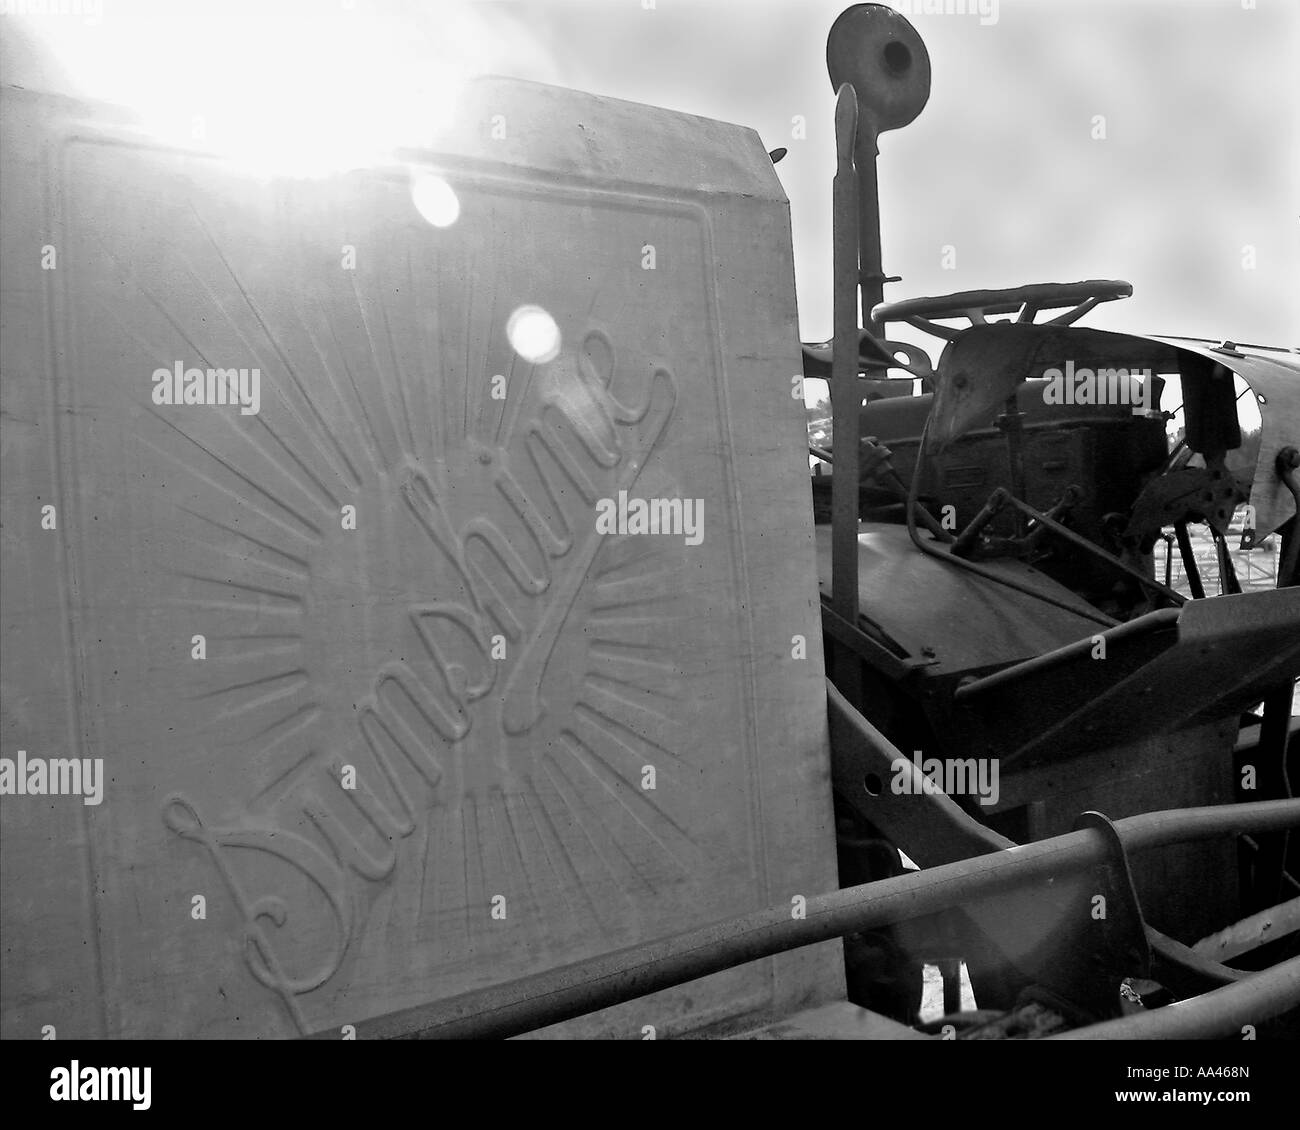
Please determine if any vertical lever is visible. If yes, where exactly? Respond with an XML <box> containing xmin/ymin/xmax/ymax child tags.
<box><xmin>853</xmin><ymin>115</ymin><xmax>885</xmax><ymax>335</ymax></box>
<box><xmin>830</xmin><ymin>83</ymin><xmax>863</xmax><ymax>705</ymax></box>
<box><xmin>825</xmin><ymin>6</ymin><xmax>930</xmax><ymax>706</ymax></box>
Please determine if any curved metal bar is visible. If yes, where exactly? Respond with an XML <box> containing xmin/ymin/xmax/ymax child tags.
<box><xmin>319</xmin><ymin>830</ymin><xmax>1107</xmax><ymax>1040</ymax></box>
<box><xmin>999</xmin><ymin>490</ymin><xmax>1187</xmax><ymax>605</ymax></box>
<box><xmin>1048</xmin><ymin>955</ymin><xmax>1300</xmax><ymax>1039</ymax></box>
<box><xmin>1043</xmin><ymin>294</ymin><xmax>1102</xmax><ymax>326</ymax></box>
<box><xmin>904</xmin><ymin>313</ymin><xmax>959</xmax><ymax>340</ymax></box>
<box><xmin>1119</xmin><ymin>800</ymin><xmax>1300</xmax><ymax>853</ymax></box>
<box><xmin>954</xmin><ymin>609</ymin><xmax>1180</xmax><ymax>704</ymax></box>
<box><xmin>317</xmin><ymin>795</ymin><xmax>1300</xmax><ymax>1040</ymax></box>
<box><xmin>1146</xmin><ymin>927</ymin><xmax>1246</xmax><ymax>992</ymax></box>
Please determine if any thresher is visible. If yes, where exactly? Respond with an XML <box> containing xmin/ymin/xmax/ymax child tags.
<box><xmin>1</xmin><ymin>3</ymin><xmax>1297</xmax><ymax>1040</ymax></box>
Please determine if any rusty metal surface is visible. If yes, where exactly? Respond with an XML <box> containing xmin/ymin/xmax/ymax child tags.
<box><xmin>826</xmin><ymin>680</ymin><xmax>1011</xmax><ymax>866</ymax></box>
<box><xmin>1048</xmin><ymin>955</ymin><xmax>1300</xmax><ymax>1040</ymax></box>
<box><xmin>900</xmin><ymin>325</ymin><xmax>1298</xmax><ymax>552</ymax></box>
<box><xmin>1148</xmin><ymin>929</ymin><xmax>1247</xmax><ymax>992</ymax></box>
<box><xmin>825</xmin><ymin>3</ymin><xmax>931</xmax><ymax>137</ymax></box>
<box><xmin>923</xmin><ymin>324</ymin><xmax>1179</xmax><ymax>449</ymax></box>
<box><xmin>829</xmin><ymin>681</ymin><xmax>1151</xmax><ymax>1017</ymax></box>
<box><xmin>324</xmin><ymin>778</ymin><xmax>1300</xmax><ymax>1039</ymax></box>
<box><xmin>955</xmin><ymin>589</ymin><xmax>1300</xmax><ymax>766</ymax></box>
<box><xmin>984</xmin><ymin>721</ymin><xmax>1243</xmax><ymax>943</ymax></box>
<box><xmin>830</xmin><ymin>83</ymin><xmax>862</xmax><ymax>705</ymax></box>
<box><xmin>814</xmin><ymin>523</ymin><xmax>1108</xmax><ymax>675</ymax></box>
<box><xmin>825</xmin><ymin>3</ymin><xmax>930</xmax><ymax>331</ymax></box>
<box><xmin>996</xmin><ymin>489</ymin><xmax>1186</xmax><ymax>605</ymax></box>
<box><xmin>819</xmin><ymin>600</ymin><xmax>930</xmax><ymax>683</ymax></box>
<box><xmin>728</xmin><ymin>1000</ymin><xmax>929</xmax><ymax>1040</ymax></box>
<box><xmin>1150</xmin><ymin>337</ymin><xmax>1300</xmax><ymax>545</ymax></box>
<box><xmin>831</xmin><ymin>682</ymin><xmax>1255</xmax><ymax>1002</ymax></box>
<box><xmin>1194</xmin><ymin>898</ymin><xmax>1300</xmax><ymax>965</ymax></box>
<box><xmin>0</xmin><ymin>78</ymin><xmax>841</xmax><ymax>1038</ymax></box>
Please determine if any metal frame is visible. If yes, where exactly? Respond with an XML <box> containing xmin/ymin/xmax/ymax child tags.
<box><xmin>313</xmin><ymin>685</ymin><xmax>1300</xmax><ymax>1040</ymax></box>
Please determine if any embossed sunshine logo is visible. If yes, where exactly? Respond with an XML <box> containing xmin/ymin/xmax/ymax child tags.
<box><xmin>160</xmin><ymin>312</ymin><xmax>701</xmax><ymax>1032</ymax></box>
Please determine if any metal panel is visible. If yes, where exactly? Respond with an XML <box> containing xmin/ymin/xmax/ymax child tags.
<box><xmin>957</xmin><ymin>588</ymin><xmax>1300</xmax><ymax>764</ymax></box>
<box><xmin>0</xmin><ymin>78</ymin><xmax>841</xmax><ymax>1037</ymax></box>
<box><xmin>1149</xmin><ymin>336</ymin><xmax>1300</xmax><ymax>545</ymax></box>
<box><xmin>814</xmin><ymin>523</ymin><xmax>1107</xmax><ymax>675</ymax></box>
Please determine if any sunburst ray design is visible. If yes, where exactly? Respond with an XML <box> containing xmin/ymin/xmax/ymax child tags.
<box><xmin>88</xmin><ymin>159</ymin><xmax>738</xmax><ymax>1031</ymax></box>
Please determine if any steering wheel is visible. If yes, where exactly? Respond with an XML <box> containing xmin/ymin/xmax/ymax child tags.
<box><xmin>872</xmin><ymin>280</ymin><xmax>1132</xmax><ymax>341</ymax></box>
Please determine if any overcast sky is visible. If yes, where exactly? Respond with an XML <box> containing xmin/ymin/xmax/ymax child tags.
<box><xmin>6</xmin><ymin>0</ymin><xmax>1296</xmax><ymax>348</ymax></box>
<box><xmin>493</xmin><ymin>0</ymin><xmax>1298</xmax><ymax>349</ymax></box>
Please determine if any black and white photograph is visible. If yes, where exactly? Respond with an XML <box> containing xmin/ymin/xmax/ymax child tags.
<box><xmin>0</xmin><ymin>0</ymin><xmax>1297</xmax><ymax>1105</ymax></box>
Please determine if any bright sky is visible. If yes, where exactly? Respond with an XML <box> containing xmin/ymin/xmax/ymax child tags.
<box><xmin>492</xmin><ymin>0</ymin><xmax>1299</xmax><ymax>349</ymax></box>
<box><xmin>5</xmin><ymin>0</ymin><xmax>1296</xmax><ymax>348</ymax></box>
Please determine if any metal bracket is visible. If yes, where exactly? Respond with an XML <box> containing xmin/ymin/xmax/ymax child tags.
<box><xmin>829</xmin><ymin>683</ymin><xmax>1153</xmax><ymax>1017</ymax></box>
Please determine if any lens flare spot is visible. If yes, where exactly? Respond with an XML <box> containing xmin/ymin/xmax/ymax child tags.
<box><xmin>411</xmin><ymin>174</ymin><xmax>460</xmax><ymax>228</ymax></box>
<box><xmin>507</xmin><ymin>305</ymin><xmax>561</xmax><ymax>364</ymax></box>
